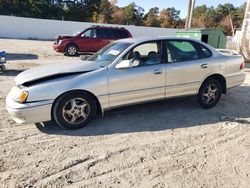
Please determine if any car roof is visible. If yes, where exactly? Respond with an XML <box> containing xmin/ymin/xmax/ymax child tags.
<box><xmin>90</xmin><ymin>25</ymin><xmax>127</xmax><ymax>30</ymax></box>
<box><xmin>116</xmin><ymin>36</ymin><xmax>220</xmax><ymax>56</ymax></box>
<box><xmin>117</xmin><ymin>36</ymin><xmax>204</xmax><ymax>43</ymax></box>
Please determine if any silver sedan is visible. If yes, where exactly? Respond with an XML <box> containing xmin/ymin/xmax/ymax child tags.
<box><xmin>6</xmin><ymin>37</ymin><xmax>246</xmax><ymax>129</ymax></box>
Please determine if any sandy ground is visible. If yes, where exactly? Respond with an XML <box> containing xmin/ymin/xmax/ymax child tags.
<box><xmin>0</xmin><ymin>39</ymin><xmax>250</xmax><ymax>188</ymax></box>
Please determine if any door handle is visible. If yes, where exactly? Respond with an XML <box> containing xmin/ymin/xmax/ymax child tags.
<box><xmin>201</xmin><ymin>64</ymin><xmax>208</xmax><ymax>69</ymax></box>
<box><xmin>153</xmin><ymin>69</ymin><xmax>162</xmax><ymax>74</ymax></box>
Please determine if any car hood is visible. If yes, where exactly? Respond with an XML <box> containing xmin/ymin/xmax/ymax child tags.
<box><xmin>55</xmin><ymin>35</ymin><xmax>74</xmax><ymax>40</ymax></box>
<box><xmin>15</xmin><ymin>60</ymin><xmax>100</xmax><ymax>85</ymax></box>
<box><xmin>0</xmin><ymin>51</ymin><xmax>6</xmax><ymax>57</ymax></box>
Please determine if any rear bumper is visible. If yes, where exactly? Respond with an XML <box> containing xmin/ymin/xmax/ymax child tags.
<box><xmin>53</xmin><ymin>44</ymin><xmax>64</xmax><ymax>53</ymax></box>
<box><xmin>226</xmin><ymin>72</ymin><xmax>246</xmax><ymax>89</ymax></box>
<box><xmin>6</xmin><ymin>93</ymin><xmax>53</xmax><ymax>124</ymax></box>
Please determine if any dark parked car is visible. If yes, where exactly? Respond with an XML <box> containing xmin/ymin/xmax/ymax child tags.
<box><xmin>53</xmin><ymin>26</ymin><xmax>132</xmax><ymax>56</ymax></box>
<box><xmin>0</xmin><ymin>51</ymin><xmax>6</xmax><ymax>72</ymax></box>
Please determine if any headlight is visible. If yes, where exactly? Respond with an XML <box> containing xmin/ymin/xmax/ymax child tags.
<box><xmin>58</xmin><ymin>40</ymin><xmax>62</xmax><ymax>45</ymax></box>
<box><xmin>10</xmin><ymin>86</ymin><xmax>29</xmax><ymax>103</ymax></box>
<box><xmin>0</xmin><ymin>57</ymin><xmax>5</xmax><ymax>62</ymax></box>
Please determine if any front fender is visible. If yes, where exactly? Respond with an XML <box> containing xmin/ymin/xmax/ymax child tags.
<box><xmin>26</xmin><ymin>68</ymin><xmax>109</xmax><ymax>109</ymax></box>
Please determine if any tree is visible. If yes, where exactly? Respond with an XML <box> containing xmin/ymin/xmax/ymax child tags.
<box><xmin>144</xmin><ymin>7</ymin><xmax>161</xmax><ymax>27</ymax></box>
<box><xmin>97</xmin><ymin>0</ymin><xmax>113</xmax><ymax>23</ymax></box>
<box><xmin>123</xmin><ymin>3</ymin><xmax>144</xmax><ymax>25</ymax></box>
<box><xmin>192</xmin><ymin>5</ymin><xmax>207</xmax><ymax>27</ymax></box>
<box><xmin>232</xmin><ymin>3</ymin><xmax>246</xmax><ymax>29</ymax></box>
<box><xmin>111</xmin><ymin>5</ymin><xmax>126</xmax><ymax>24</ymax></box>
<box><xmin>0</xmin><ymin>0</ymin><xmax>246</xmax><ymax>35</ymax></box>
<box><xmin>159</xmin><ymin>7</ymin><xmax>181</xmax><ymax>28</ymax></box>
<box><xmin>63</xmin><ymin>0</ymin><xmax>101</xmax><ymax>22</ymax></box>
<box><xmin>204</xmin><ymin>7</ymin><xmax>220</xmax><ymax>28</ymax></box>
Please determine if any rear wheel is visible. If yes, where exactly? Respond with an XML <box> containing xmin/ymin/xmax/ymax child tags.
<box><xmin>65</xmin><ymin>44</ymin><xmax>79</xmax><ymax>56</ymax></box>
<box><xmin>198</xmin><ymin>79</ymin><xmax>222</xmax><ymax>108</ymax></box>
<box><xmin>53</xmin><ymin>91</ymin><xmax>97</xmax><ymax>129</ymax></box>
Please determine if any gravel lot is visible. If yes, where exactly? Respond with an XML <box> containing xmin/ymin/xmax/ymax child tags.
<box><xmin>0</xmin><ymin>39</ymin><xmax>250</xmax><ymax>187</ymax></box>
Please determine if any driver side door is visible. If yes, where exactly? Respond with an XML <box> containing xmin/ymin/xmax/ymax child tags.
<box><xmin>78</xmin><ymin>29</ymin><xmax>98</xmax><ymax>52</ymax></box>
<box><xmin>108</xmin><ymin>41</ymin><xmax>166</xmax><ymax>107</ymax></box>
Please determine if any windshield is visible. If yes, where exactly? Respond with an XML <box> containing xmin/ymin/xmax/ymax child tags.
<box><xmin>71</xmin><ymin>30</ymin><xmax>81</xmax><ymax>36</ymax></box>
<box><xmin>88</xmin><ymin>42</ymin><xmax>132</xmax><ymax>67</ymax></box>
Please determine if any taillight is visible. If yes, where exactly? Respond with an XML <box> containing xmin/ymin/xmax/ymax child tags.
<box><xmin>240</xmin><ymin>62</ymin><xmax>245</xmax><ymax>70</ymax></box>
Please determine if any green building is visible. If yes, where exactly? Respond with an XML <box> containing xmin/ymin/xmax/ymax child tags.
<box><xmin>176</xmin><ymin>28</ymin><xmax>227</xmax><ymax>49</ymax></box>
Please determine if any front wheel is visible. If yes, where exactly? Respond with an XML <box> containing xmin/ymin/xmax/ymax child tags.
<box><xmin>53</xmin><ymin>91</ymin><xmax>97</xmax><ymax>129</ymax></box>
<box><xmin>198</xmin><ymin>79</ymin><xmax>222</xmax><ymax>108</ymax></box>
<box><xmin>65</xmin><ymin>44</ymin><xmax>79</xmax><ymax>56</ymax></box>
<box><xmin>0</xmin><ymin>65</ymin><xmax>6</xmax><ymax>72</ymax></box>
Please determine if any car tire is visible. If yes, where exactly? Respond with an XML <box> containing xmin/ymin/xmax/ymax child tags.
<box><xmin>65</xmin><ymin>44</ymin><xmax>79</xmax><ymax>56</ymax></box>
<box><xmin>198</xmin><ymin>79</ymin><xmax>222</xmax><ymax>108</ymax></box>
<box><xmin>0</xmin><ymin>65</ymin><xmax>6</xmax><ymax>72</ymax></box>
<box><xmin>53</xmin><ymin>91</ymin><xmax>97</xmax><ymax>130</ymax></box>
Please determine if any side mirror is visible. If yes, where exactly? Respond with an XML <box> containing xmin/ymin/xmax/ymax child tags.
<box><xmin>115</xmin><ymin>60</ymin><xmax>132</xmax><ymax>69</ymax></box>
<box><xmin>81</xmin><ymin>34</ymin><xmax>90</xmax><ymax>38</ymax></box>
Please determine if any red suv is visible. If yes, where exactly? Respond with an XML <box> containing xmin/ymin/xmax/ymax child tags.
<box><xmin>53</xmin><ymin>26</ymin><xmax>132</xmax><ymax>56</ymax></box>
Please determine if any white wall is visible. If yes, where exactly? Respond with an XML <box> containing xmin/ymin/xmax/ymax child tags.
<box><xmin>0</xmin><ymin>15</ymin><xmax>177</xmax><ymax>40</ymax></box>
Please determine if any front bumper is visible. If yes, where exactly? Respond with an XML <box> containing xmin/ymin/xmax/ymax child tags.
<box><xmin>53</xmin><ymin>44</ymin><xmax>64</xmax><ymax>52</ymax></box>
<box><xmin>0</xmin><ymin>58</ymin><xmax>6</xmax><ymax>65</ymax></box>
<box><xmin>6</xmin><ymin>93</ymin><xmax>53</xmax><ymax>124</ymax></box>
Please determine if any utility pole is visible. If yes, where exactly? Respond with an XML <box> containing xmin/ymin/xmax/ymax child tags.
<box><xmin>185</xmin><ymin>0</ymin><xmax>196</xmax><ymax>29</ymax></box>
<box><xmin>241</xmin><ymin>0</ymin><xmax>250</xmax><ymax>61</ymax></box>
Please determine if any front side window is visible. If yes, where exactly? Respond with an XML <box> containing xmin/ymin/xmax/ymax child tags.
<box><xmin>123</xmin><ymin>41</ymin><xmax>161</xmax><ymax>67</ymax></box>
<box><xmin>165</xmin><ymin>40</ymin><xmax>200</xmax><ymax>63</ymax></box>
<box><xmin>82</xmin><ymin>29</ymin><xmax>97</xmax><ymax>38</ymax></box>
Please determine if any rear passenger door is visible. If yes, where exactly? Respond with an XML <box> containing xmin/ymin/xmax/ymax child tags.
<box><xmin>96</xmin><ymin>29</ymin><xmax>112</xmax><ymax>51</ymax></box>
<box><xmin>164</xmin><ymin>40</ymin><xmax>212</xmax><ymax>97</ymax></box>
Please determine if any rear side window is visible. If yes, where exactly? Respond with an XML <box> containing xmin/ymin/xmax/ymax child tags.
<box><xmin>113</xmin><ymin>30</ymin><xmax>122</xmax><ymax>38</ymax></box>
<box><xmin>119</xmin><ymin>30</ymin><xmax>129</xmax><ymax>38</ymax></box>
<box><xmin>97</xmin><ymin>29</ymin><xmax>109</xmax><ymax>39</ymax></box>
<box><xmin>96</xmin><ymin>28</ymin><xmax>129</xmax><ymax>39</ymax></box>
<box><xmin>113</xmin><ymin>29</ymin><xmax>129</xmax><ymax>38</ymax></box>
<box><xmin>198</xmin><ymin>44</ymin><xmax>212</xmax><ymax>58</ymax></box>
<box><xmin>165</xmin><ymin>40</ymin><xmax>200</xmax><ymax>63</ymax></box>
<box><xmin>106</xmin><ymin>29</ymin><xmax>116</xmax><ymax>38</ymax></box>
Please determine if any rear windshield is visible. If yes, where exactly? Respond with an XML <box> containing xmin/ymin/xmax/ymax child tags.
<box><xmin>114</xmin><ymin>29</ymin><xmax>129</xmax><ymax>38</ymax></box>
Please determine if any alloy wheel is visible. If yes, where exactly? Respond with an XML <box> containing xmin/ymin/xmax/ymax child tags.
<box><xmin>202</xmin><ymin>84</ymin><xmax>219</xmax><ymax>105</ymax></box>
<box><xmin>62</xmin><ymin>98</ymin><xmax>90</xmax><ymax>124</ymax></box>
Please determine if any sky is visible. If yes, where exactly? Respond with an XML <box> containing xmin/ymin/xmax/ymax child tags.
<box><xmin>116</xmin><ymin>0</ymin><xmax>247</xmax><ymax>18</ymax></box>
